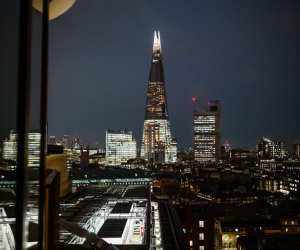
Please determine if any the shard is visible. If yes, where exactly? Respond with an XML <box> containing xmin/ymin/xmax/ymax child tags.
<box><xmin>141</xmin><ymin>31</ymin><xmax>177</xmax><ymax>164</ymax></box>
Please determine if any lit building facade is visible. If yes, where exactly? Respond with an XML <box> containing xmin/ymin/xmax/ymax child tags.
<box><xmin>257</xmin><ymin>137</ymin><xmax>286</xmax><ymax>159</ymax></box>
<box><xmin>193</xmin><ymin>101</ymin><xmax>220</xmax><ymax>163</ymax></box>
<box><xmin>2</xmin><ymin>130</ymin><xmax>41</xmax><ymax>169</ymax></box>
<box><xmin>2</xmin><ymin>131</ymin><xmax>17</xmax><ymax>163</ymax></box>
<box><xmin>106</xmin><ymin>130</ymin><xmax>137</xmax><ymax>166</ymax></box>
<box><xmin>141</xmin><ymin>31</ymin><xmax>177</xmax><ymax>164</ymax></box>
<box><xmin>27</xmin><ymin>132</ymin><xmax>41</xmax><ymax>169</ymax></box>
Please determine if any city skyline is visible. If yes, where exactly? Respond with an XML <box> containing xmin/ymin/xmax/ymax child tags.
<box><xmin>1</xmin><ymin>1</ymin><xmax>300</xmax><ymax>149</ymax></box>
<box><xmin>1</xmin><ymin>2</ymin><xmax>300</xmax><ymax>249</ymax></box>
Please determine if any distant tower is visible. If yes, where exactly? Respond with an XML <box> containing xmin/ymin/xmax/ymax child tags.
<box><xmin>193</xmin><ymin>101</ymin><xmax>221</xmax><ymax>163</ymax></box>
<box><xmin>141</xmin><ymin>31</ymin><xmax>177</xmax><ymax>164</ymax></box>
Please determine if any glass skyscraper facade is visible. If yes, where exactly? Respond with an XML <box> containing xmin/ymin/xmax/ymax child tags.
<box><xmin>105</xmin><ymin>130</ymin><xmax>137</xmax><ymax>166</ymax></box>
<box><xmin>193</xmin><ymin>101</ymin><xmax>220</xmax><ymax>163</ymax></box>
<box><xmin>141</xmin><ymin>31</ymin><xmax>177</xmax><ymax>164</ymax></box>
<box><xmin>2</xmin><ymin>130</ymin><xmax>41</xmax><ymax>169</ymax></box>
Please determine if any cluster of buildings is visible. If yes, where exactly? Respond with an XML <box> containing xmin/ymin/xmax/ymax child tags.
<box><xmin>1</xmin><ymin>31</ymin><xmax>300</xmax><ymax>250</ymax></box>
<box><xmin>1</xmin><ymin>31</ymin><xmax>299</xmax><ymax>172</ymax></box>
<box><xmin>0</xmin><ymin>31</ymin><xmax>178</xmax><ymax>169</ymax></box>
<box><xmin>0</xmin><ymin>30</ymin><xmax>227</xmax><ymax>169</ymax></box>
<box><xmin>257</xmin><ymin>137</ymin><xmax>287</xmax><ymax>159</ymax></box>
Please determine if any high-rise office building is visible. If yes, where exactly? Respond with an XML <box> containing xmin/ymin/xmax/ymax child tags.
<box><xmin>2</xmin><ymin>131</ymin><xmax>17</xmax><ymax>163</ymax></box>
<box><xmin>141</xmin><ymin>31</ymin><xmax>177</xmax><ymax>164</ymax></box>
<box><xmin>27</xmin><ymin>132</ymin><xmax>41</xmax><ymax>169</ymax></box>
<box><xmin>2</xmin><ymin>130</ymin><xmax>41</xmax><ymax>169</ymax></box>
<box><xmin>193</xmin><ymin>101</ymin><xmax>220</xmax><ymax>163</ymax></box>
<box><xmin>105</xmin><ymin>130</ymin><xmax>137</xmax><ymax>166</ymax></box>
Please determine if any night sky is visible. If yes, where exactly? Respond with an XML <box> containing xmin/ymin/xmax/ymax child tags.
<box><xmin>1</xmin><ymin>0</ymin><xmax>300</xmax><ymax>149</ymax></box>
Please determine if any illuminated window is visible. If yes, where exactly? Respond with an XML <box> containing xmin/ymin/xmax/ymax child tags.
<box><xmin>199</xmin><ymin>220</ymin><xmax>204</xmax><ymax>228</ymax></box>
<box><xmin>189</xmin><ymin>240</ymin><xmax>193</xmax><ymax>246</ymax></box>
<box><xmin>199</xmin><ymin>246</ymin><xmax>205</xmax><ymax>250</ymax></box>
<box><xmin>199</xmin><ymin>233</ymin><xmax>204</xmax><ymax>240</ymax></box>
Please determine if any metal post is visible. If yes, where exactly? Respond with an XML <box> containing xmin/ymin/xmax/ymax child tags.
<box><xmin>38</xmin><ymin>0</ymin><xmax>49</xmax><ymax>249</ymax></box>
<box><xmin>15</xmin><ymin>0</ymin><xmax>32</xmax><ymax>249</ymax></box>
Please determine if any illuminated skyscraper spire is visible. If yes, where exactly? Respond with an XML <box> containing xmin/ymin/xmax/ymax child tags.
<box><xmin>153</xmin><ymin>30</ymin><xmax>162</xmax><ymax>53</ymax></box>
<box><xmin>141</xmin><ymin>31</ymin><xmax>177</xmax><ymax>164</ymax></box>
<box><xmin>146</xmin><ymin>30</ymin><xmax>167</xmax><ymax>119</ymax></box>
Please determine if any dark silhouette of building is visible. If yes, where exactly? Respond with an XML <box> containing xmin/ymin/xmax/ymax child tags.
<box><xmin>293</xmin><ymin>143</ymin><xmax>300</xmax><ymax>159</ymax></box>
<box><xmin>80</xmin><ymin>147</ymin><xmax>89</xmax><ymax>168</ymax></box>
